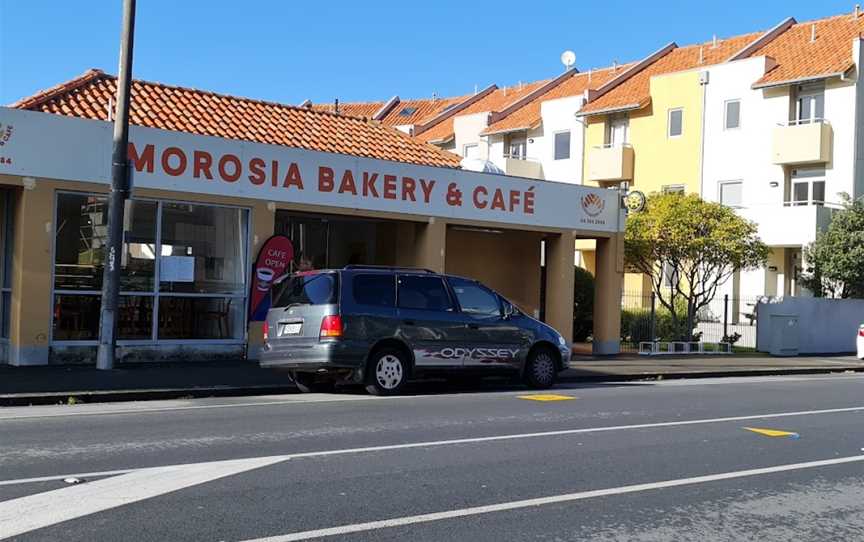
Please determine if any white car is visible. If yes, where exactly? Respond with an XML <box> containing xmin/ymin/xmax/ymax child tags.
<box><xmin>858</xmin><ymin>324</ymin><xmax>864</xmax><ymax>360</ymax></box>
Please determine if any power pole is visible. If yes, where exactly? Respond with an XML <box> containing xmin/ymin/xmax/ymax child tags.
<box><xmin>97</xmin><ymin>0</ymin><xmax>137</xmax><ymax>370</ymax></box>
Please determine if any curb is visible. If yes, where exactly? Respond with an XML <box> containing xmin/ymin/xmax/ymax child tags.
<box><xmin>558</xmin><ymin>366</ymin><xmax>864</xmax><ymax>383</ymax></box>
<box><xmin>0</xmin><ymin>384</ymin><xmax>297</xmax><ymax>407</ymax></box>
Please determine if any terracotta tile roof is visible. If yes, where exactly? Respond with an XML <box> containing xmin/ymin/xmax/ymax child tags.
<box><xmin>11</xmin><ymin>69</ymin><xmax>461</xmax><ymax>169</ymax></box>
<box><xmin>580</xmin><ymin>32</ymin><xmax>764</xmax><ymax>115</ymax></box>
<box><xmin>310</xmin><ymin>101</ymin><xmax>384</xmax><ymax>119</ymax></box>
<box><xmin>750</xmin><ymin>13</ymin><xmax>863</xmax><ymax>87</ymax></box>
<box><xmin>415</xmin><ymin>79</ymin><xmax>550</xmax><ymax>143</ymax></box>
<box><xmin>480</xmin><ymin>65</ymin><xmax>632</xmax><ymax>135</ymax></box>
<box><xmin>378</xmin><ymin>95</ymin><xmax>468</xmax><ymax>127</ymax></box>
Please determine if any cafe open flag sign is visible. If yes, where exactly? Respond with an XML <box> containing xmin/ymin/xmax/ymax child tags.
<box><xmin>249</xmin><ymin>235</ymin><xmax>294</xmax><ymax>321</ymax></box>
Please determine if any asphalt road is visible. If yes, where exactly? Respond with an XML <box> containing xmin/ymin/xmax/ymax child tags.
<box><xmin>1</xmin><ymin>374</ymin><xmax>863</xmax><ymax>541</ymax></box>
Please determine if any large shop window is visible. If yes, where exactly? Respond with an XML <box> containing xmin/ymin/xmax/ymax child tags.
<box><xmin>52</xmin><ymin>193</ymin><xmax>249</xmax><ymax>342</ymax></box>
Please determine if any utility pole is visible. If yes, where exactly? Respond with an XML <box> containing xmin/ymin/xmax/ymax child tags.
<box><xmin>97</xmin><ymin>0</ymin><xmax>136</xmax><ymax>370</ymax></box>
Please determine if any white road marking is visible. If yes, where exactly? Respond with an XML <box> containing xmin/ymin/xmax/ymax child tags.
<box><xmin>0</xmin><ymin>455</ymin><xmax>286</xmax><ymax>540</ymax></box>
<box><xmin>239</xmin><ymin>454</ymin><xmax>864</xmax><ymax>542</ymax></box>
<box><xmin>2</xmin><ymin>373</ymin><xmax>863</xmax><ymax>420</ymax></box>
<box><xmin>2</xmin><ymin>405</ymin><xmax>863</xmax><ymax>488</ymax></box>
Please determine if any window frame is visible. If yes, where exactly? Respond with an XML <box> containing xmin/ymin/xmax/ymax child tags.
<box><xmin>553</xmin><ymin>130</ymin><xmax>571</xmax><ymax>160</ymax></box>
<box><xmin>718</xmin><ymin>180</ymin><xmax>743</xmax><ymax>208</ymax></box>
<box><xmin>723</xmin><ymin>99</ymin><xmax>741</xmax><ymax>130</ymax></box>
<box><xmin>50</xmin><ymin>190</ymin><xmax>251</xmax><ymax>346</ymax></box>
<box><xmin>667</xmin><ymin>108</ymin><xmax>684</xmax><ymax>138</ymax></box>
<box><xmin>605</xmin><ymin>114</ymin><xmax>629</xmax><ymax>146</ymax></box>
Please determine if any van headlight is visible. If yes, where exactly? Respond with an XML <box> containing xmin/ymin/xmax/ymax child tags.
<box><xmin>557</xmin><ymin>335</ymin><xmax>566</xmax><ymax>346</ymax></box>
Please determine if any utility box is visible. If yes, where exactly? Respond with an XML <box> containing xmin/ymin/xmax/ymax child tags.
<box><xmin>769</xmin><ymin>314</ymin><xmax>799</xmax><ymax>356</ymax></box>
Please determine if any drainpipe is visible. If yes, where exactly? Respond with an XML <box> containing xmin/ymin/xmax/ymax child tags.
<box><xmin>698</xmin><ymin>71</ymin><xmax>709</xmax><ymax>197</ymax></box>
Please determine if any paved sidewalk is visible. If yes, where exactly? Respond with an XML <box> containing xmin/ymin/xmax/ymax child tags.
<box><xmin>1</xmin><ymin>355</ymin><xmax>862</xmax><ymax>405</ymax></box>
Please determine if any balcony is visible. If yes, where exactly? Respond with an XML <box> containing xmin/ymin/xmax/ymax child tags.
<box><xmin>771</xmin><ymin>119</ymin><xmax>832</xmax><ymax>166</ymax></box>
<box><xmin>587</xmin><ymin>144</ymin><xmax>634</xmax><ymax>183</ymax></box>
<box><xmin>503</xmin><ymin>154</ymin><xmax>544</xmax><ymax>179</ymax></box>
<box><xmin>736</xmin><ymin>203</ymin><xmax>838</xmax><ymax>246</ymax></box>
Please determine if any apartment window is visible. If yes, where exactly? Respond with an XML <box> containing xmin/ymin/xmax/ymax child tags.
<box><xmin>662</xmin><ymin>185</ymin><xmax>685</xmax><ymax>195</ymax></box>
<box><xmin>507</xmin><ymin>136</ymin><xmax>527</xmax><ymax>160</ymax></box>
<box><xmin>724</xmin><ymin>100</ymin><xmax>741</xmax><ymax>130</ymax></box>
<box><xmin>788</xmin><ymin>168</ymin><xmax>826</xmax><ymax>206</ymax></box>
<box><xmin>662</xmin><ymin>262</ymin><xmax>679</xmax><ymax>289</ymax></box>
<box><xmin>794</xmin><ymin>83</ymin><xmax>824</xmax><ymax>124</ymax></box>
<box><xmin>719</xmin><ymin>181</ymin><xmax>743</xmax><ymax>207</ymax></box>
<box><xmin>462</xmin><ymin>143</ymin><xmax>479</xmax><ymax>159</ymax></box>
<box><xmin>553</xmin><ymin>131</ymin><xmax>571</xmax><ymax>160</ymax></box>
<box><xmin>668</xmin><ymin>108</ymin><xmax>683</xmax><ymax>137</ymax></box>
<box><xmin>605</xmin><ymin>114</ymin><xmax>629</xmax><ymax>146</ymax></box>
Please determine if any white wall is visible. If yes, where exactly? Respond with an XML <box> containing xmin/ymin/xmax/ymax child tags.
<box><xmin>537</xmin><ymin>96</ymin><xmax>585</xmax><ymax>184</ymax></box>
<box><xmin>454</xmin><ymin>112</ymin><xmax>491</xmax><ymax>160</ymax></box>
<box><xmin>757</xmin><ymin>297</ymin><xmax>864</xmax><ymax>354</ymax></box>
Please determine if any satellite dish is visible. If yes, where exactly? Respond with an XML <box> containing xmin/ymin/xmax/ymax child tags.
<box><xmin>560</xmin><ymin>50</ymin><xmax>576</xmax><ymax>70</ymax></box>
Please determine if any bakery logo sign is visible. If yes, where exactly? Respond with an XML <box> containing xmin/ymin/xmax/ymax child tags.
<box><xmin>0</xmin><ymin>123</ymin><xmax>13</xmax><ymax>165</ymax></box>
<box><xmin>581</xmin><ymin>193</ymin><xmax>605</xmax><ymax>217</ymax></box>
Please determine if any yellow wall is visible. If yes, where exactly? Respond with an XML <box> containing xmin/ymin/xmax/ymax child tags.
<box><xmin>583</xmin><ymin>70</ymin><xmax>706</xmax><ymax>296</ymax></box>
<box><xmin>584</xmin><ymin>70</ymin><xmax>704</xmax><ymax>195</ymax></box>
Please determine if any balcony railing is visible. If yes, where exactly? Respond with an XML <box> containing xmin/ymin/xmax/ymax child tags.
<box><xmin>587</xmin><ymin>143</ymin><xmax>634</xmax><ymax>183</ymax></box>
<box><xmin>772</xmin><ymin>119</ymin><xmax>832</xmax><ymax>165</ymax></box>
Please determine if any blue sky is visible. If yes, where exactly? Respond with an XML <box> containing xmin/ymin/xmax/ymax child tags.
<box><xmin>0</xmin><ymin>0</ymin><xmax>856</xmax><ymax>106</ymax></box>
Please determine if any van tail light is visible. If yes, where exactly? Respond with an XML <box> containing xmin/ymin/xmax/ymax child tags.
<box><xmin>263</xmin><ymin>321</ymin><xmax>269</xmax><ymax>341</ymax></box>
<box><xmin>859</xmin><ymin>326</ymin><xmax>864</xmax><ymax>337</ymax></box>
<box><xmin>320</xmin><ymin>315</ymin><xmax>343</xmax><ymax>339</ymax></box>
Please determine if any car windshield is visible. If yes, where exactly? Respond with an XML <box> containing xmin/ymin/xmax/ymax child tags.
<box><xmin>272</xmin><ymin>273</ymin><xmax>338</xmax><ymax>307</ymax></box>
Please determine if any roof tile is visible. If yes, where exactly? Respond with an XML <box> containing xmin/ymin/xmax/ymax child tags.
<box><xmin>11</xmin><ymin>70</ymin><xmax>461</xmax><ymax>169</ymax></box>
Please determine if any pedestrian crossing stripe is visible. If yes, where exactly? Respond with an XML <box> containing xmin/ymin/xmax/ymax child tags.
<box><xmin>517</xmin><ymin>394</ymin><xmax>575</xmax><ymax>402</ymax></box>
<box><xmin>743</xmin><ymin>427</ymin><xmax>800</xmax><ymax>438</ymax></box>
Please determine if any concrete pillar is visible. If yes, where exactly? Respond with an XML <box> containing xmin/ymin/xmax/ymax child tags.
<box><xmin>411</xmin><ymin>218</ymin><xmax>446</xmax><ymax>273</ymax></box>
<box><xmin>246</xmin><ymin>201</ymin><xmax>277</xmax><ymax>361</ymax></box>
<box><xmin>544</xmin><ymin>231</ymin><xmax>575</xmax><ymax>343</ymax></box>
<box><xmin>592</xmin><ymin>233</ymin><xmax>624</xmax><ymax>355</ymax></box>
<box><xmin>9</xmin><ymin>183</ymin><xmax>54</xmax><ymax>365</ymax></box>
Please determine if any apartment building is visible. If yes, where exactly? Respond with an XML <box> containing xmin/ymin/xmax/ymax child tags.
<box><xmin>326</xmin><ymin>8</ymin><xmax>864</xmax><ymax>304</ymax></box>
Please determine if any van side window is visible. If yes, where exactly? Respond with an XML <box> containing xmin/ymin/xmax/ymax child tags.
<box><xmin>353</xmin><ymin>274</ymin><xmax>395</xmax><ymax>307</ymax></box>
<box><xmin>447</xmin><ymin>277</ymin><xmax>501</xmax><ymax>317</ymax></box>
<box><xmin>397</xmin><ymin>275</ymin><xmax>453</xmax><ymax>311</ymax></box>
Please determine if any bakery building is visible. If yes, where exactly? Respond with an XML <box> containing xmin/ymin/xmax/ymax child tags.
<box><xmin>0</xmin><ymin>70</ymin><xmax>624</xmax><ymax>366</ymax></box>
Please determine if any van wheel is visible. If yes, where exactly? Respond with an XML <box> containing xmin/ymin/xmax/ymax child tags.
<box><xmin>365</xmin><ymin>347</ymin><xmax>409</xmax><ymax>396</ymax></box>
<box><xmin>523</xmin><ymin>347</ymin><xmax>557</xmax><ymax>389</ymax></box>
<box><xmin>292</xmin><ymin>372</ymin><xmax>335</xmax><ymax>393</ymax></box>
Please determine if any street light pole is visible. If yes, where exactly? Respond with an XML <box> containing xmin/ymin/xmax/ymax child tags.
<box><xmin>97</xmin><ymin>0</ymin><xmax>137</xmax><ymax>370</ymax></box>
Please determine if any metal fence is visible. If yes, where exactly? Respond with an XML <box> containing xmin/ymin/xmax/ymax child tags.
<box><xmin>620</xmin><ymin>291</ymin><xmax>763</xmax><ymax>353</ymax></box>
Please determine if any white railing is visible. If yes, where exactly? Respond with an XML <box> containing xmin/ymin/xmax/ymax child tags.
<box><xmin>778</xmin><ymin>118</ymin><xmax>829</xmax><ymax>127</ymax></box>
<box><xmin>502</xmin><ymin>153</ymin><xmax>540</xmax><ymax>162</ymax></box>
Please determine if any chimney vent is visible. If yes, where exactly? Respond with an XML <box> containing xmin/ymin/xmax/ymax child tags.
<box><xmin>811</xmin><ymin>23</ymin><xmax>817</xmax><ymax>42</ymax></box>
<box><xmin>856</xmin><ymin>4</ymin><xmax>862</xmax><ymax>18</ymax></box>
<box><xmin>712</xmin><ymin>34</ymin><xmax>718</xmax><ymax>48</ymax></box>
<box><xmin>699</xmin><ymin>46</ymin><xmax>704</xmax><ymax>64</ymax></box>
<box><xmin>334</xmin><ymin>98</ymin><xmax>339</xmax><ymax>114</ymax></box>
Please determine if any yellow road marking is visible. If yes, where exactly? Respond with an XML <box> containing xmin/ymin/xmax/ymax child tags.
<box><xmin>517</xmin><ymin>394</ymin><xmax>576</xmax><ymax>402</ymax></box>
<box><xmin>743</xmin><ymin>427</ymin><xmax>800</xmax><ymax>438</ymax></box>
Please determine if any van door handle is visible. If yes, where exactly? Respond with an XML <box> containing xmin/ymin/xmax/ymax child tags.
<box><xmin>403</xmin><ymin>320</ymin><xmax>416</xmax><ymax>326</ymax></box>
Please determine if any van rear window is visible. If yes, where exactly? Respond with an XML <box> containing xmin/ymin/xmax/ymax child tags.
<box><xmin>273</xmin><ymin>273</ymin><xmax>338</xmax><ymax>307</ymax></box>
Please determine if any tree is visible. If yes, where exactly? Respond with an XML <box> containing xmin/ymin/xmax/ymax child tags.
<box><xmin>801</xmin><ymin>195</ymin><xmax>864</xmax><ymax>298</ymax></box>
<box><xmin>625</xmin><ymin>193</ymin><xmax>768</xmax><ymax>341</ymax></box>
